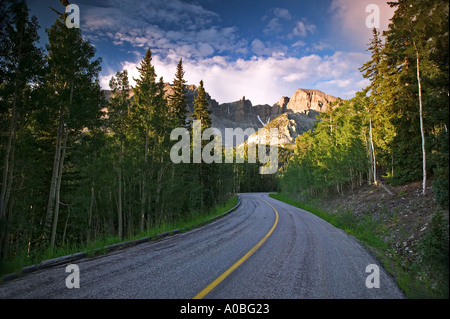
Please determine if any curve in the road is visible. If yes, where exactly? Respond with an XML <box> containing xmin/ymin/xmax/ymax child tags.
<box><xmin>0</xmin><ymin>193</ymin><xmax>405</xmax><ymax>299</ymax></box>
<box><xmin>193</xmin><ymin>196</ymin><xmax>279</xmax><ymax>299</ymax></box>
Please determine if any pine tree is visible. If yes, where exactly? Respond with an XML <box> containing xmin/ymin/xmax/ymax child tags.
<box><xmin>132</xmin><ymin>49</ymin><xmax>158</xmax><ymax>231</ymax></box>
<box><xmin>108</xmin><ymin>70</ymin><xmax>130</xmax><ymax>239</ymax></box>
<box><xmin>191</xmin><ymin>80</ymin><xmax>214</xmax><ymax>209</ymax></box>
<box><xmin>359</xmin><ymin>28</ymin><xmax>384</xmax><ymax>185</ymax></box>
<box><xmin>0</xmin><ymin>0</ymin><xmax>43</xmax><ymax>260</ymax></box>
<box><xmin>132</xmin><ymin>48</ymin><xmax>158</xmax><ymax>161</ymax></box>
<box><xmin>43</xmin><ymin>9</ymin><xmax>102</xmax><ymax>249</ymax></box>
<box><xmin>169</xmin><ymin>59</ymin><xmax>189</xmax><ymax>129</ymax></box>
<box><xmin>384</xmin><ymin>0</ymin><xmax>448</xmax><ymax>195</ymax></box>
<box><xmin>192</xmin><ymin>80</ymin><xmax>212</xmax><ymax>129</ymax></box>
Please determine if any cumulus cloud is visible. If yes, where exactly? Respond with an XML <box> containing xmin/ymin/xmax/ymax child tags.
<box><xmin>250</xmin><ymin>39</ymin><xmax>288</xmax><ymax>57</ymax></box>
<box><xmin>101</xmin><ymin>50</ymin><xmax>370</xmax><ymax>104</ymax></box>
<box><xmin>263</xmin><ymin>18</ymin><xmax>283</xmax><ymax>34</ymax></box>
<box><xmin>82</xmin><ymin>0</ymin><xmax>241</xmax><ymax>59</ymax></box>
<box><xmin>87</xmin><ymin>0</ymin><xmax>374</xmax><ymax>104</ymax></box>
<box><xmin>292</xmin><ymin>40</ymin><xmax>306</xmax><ymax>48</ymax></box>
<box><xmin>291</xmin><ymin>20</ymin><xmax>317</xmax><ymax>37</ymax></box>
<box><xmin>263</xmin><ymin>7</ymin><xmax>292</xmax><ymax>35</ymax></box>
<box><xmin>273</xmin><ymin>8</ymin><xmax>292</xmax><ymax>20</ymax></box>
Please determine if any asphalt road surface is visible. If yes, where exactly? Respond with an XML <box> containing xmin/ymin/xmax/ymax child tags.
<box><xmin>0</xmin><ymin>193</ymin><xmax>405</xmax><ymax>299</ymax></box>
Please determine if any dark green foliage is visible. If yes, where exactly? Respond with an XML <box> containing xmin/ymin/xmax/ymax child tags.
<box><xmin>0</xmin><ymin>0</ymin><xmax>45</xmax><ymax>261</ymax></box>
<box><xmin>169</xmin><ymin>59</ymin><xmax>189</xmax><ymax>129</ymax></box>
<box><xmin>279</xmin><ymin>0</ymin><xmax>448</xmax><ymax>206</ymax></box>
<box><xmin>383</xmin><ymin>0</ymin><xmax>449</xmax><ymax>188</ymax></box>
<box><xmin>431</xmin><ymin>117</ymin><xmax>449</xmax><ymax>209</ymax></box>
<box><xmin>279</xmin><ymin>97</ymin><xmax>369</xmax><ymax>197</ymax></box>
<box><xmin>192</xmin><ymin>80</ymin><xmax>212</xmax><ymax>129</ymax></box>
<box><xmin>420</xmin><ymin>212</ymin><xmax>449</xmax><ymax>269</ymax></box>
<box><xmin>418</xmin><ymin>211</ymin><xmax>449</xmax><ymax>297</ymax></box>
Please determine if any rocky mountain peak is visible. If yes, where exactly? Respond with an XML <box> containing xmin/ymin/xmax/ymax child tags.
<box><xmin>286</xmin><ymin>88</ymin><xmax>337</xmax><ymax>114</ymax></box>
<box><xmin>101</xmin><ymin>84</ymin><xmax>337</xmax><ymax>147</ymax></box>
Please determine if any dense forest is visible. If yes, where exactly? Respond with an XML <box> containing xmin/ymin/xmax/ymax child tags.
<box><xmin>0</xmin><ymin>1</ymin><xmax>274</xmax><ymax>267</ymax></box>
<box><xmin>279</xmin><ymin>0</ymin><xmax>448</xmax><ymax>210</ymax></box>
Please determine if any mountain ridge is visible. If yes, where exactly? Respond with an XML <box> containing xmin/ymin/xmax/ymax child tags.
<box><xmin>102</xmin><ymin>84</ymin><xmax>338</xmax><ymax>146</ymax></box>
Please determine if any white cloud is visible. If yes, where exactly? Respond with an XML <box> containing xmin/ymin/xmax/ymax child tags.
<box><xmin>251</xmin><ymin>39</ymin><xmax>266</xmax><ymax>55</ymax></box>
<box><xmin>101</xmin><ymin>51</ymin><xmax>370</xmax><ymax>104</ymax></box>
<box><xmin>197</xmin><ymin>42</ymin><xmax>215</xmax><ymax>57</ymax></box>
<box><xmin>291</xmin><ymin>21</ymin><xmax>317</xmax><ymax>37</ymax></box>
<box><xmin>89</xmin><ymin>0</ymin><xmax>375</xmax><ymax>105</ymax></box>
<box><xmin>273</xmin><ymin>8</ymin><xmax>292</xmax><ymax>20</ymax></box>
<box><xmin>82</xmin><ymin>0</ymin><xmax>240</xmax><ymax>59</ymax></box>
<box><xmin>263</xmin><ymin>7</ymin><xmax>292</xmax><ymax>35</ymax></box>
<box><xmin>304</xmin><ymin>41</ymin><xmax>333</xmax><ymax>53</ymax></box>
<box><xmin>282</xmin><ymin>73</ymin><xmax>308</xmax><ymax>82</ymax></box>
<box><xmin>292</xmin><ymin>40</ymin><xmax>306</xmax><ymax>48</ymax></box>
<box><xmin>250</xmin><ymin>39</ymin><xmax>288</xmax><ymax>57</ymax></box>
<box><xmin>264</xmin><ymin>18</ymin><xmax>282</xmax><ymax>34</ymax></box>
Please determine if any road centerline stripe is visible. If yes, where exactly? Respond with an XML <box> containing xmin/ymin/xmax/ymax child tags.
<box><xmin>193</xmin><ymin>196</ymin><xmax>279</xmax><ymax>299</ymax></box>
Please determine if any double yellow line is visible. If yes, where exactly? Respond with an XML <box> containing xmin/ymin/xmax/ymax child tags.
<box><xmin>193</xmin><ymin>197</ymin><xmax>279</xmax><ymax>299</ymax></box>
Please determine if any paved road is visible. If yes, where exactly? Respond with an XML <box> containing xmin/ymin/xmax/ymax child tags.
<box><xmin>0</xmin><ymin>193</ymin><xmax>405</xmax><ymax>299</ymax></box>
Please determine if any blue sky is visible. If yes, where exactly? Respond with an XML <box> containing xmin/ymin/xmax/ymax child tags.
<box><xmin>27</xmin><ymin>0</ymin><xmax>395</xmax><ymax>105</ymax></box>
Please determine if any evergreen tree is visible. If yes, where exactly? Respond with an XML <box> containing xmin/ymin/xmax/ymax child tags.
<box><xmin>108</xmin><ymin>70</ymin><xmax>130</xmax><ymax>239</ymax></box>
<box><xmin>383</xmin><ymin>0</ymin><xmax>448</xmax><ymax>194</ymax></box>
<box><xmin>169</xmin><ymin>58</ymin><xmax>189</xmax><ymax>129</ymax></box>
<box><xmin>359</xmin><ymin>28</ymin><xmax>386</xmax><ymax>184</ymax></box>
<box><xmin>132</xmin><ymin>48</ymin><xmax>158</xmax><ymax>231</ymax></box>
<box><xmin>193</xmin><ymin>80</ymin><xmax>212</xmax><ymax>129</ymax></box>
<box><xmin>43</xmin><ymin>10</ymin><xmax>102</xmax><ymax>250</ymax></box>
<box><xmin>132</xmin><ymin>48</ymin><xmax>158</xmax><ymax>161</ymax></box>
<box><xmin>0</xmin><ymin>0</ymin><xmax>43</xmax><ymax>260</ymax></box>
<box><xmin>191</xmin><ymin>80</ymin><xmax>214</xmax><ymax>209</ymax></box>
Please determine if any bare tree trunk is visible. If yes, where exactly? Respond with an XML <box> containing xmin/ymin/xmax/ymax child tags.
<box><xmin>50</xmin><ymin>115</ymin><xmax>68</xmax><ymax>251</ymax></box>
<box><xmin>88</xmin><ymin>180</ymin><xmax>94</xmax><ymax>242</ymax></box>
<box><xmin>1</xmin><ymin>18</ymin><xmax>24</xmax><ymax>220</ymax></box>
<box><xmin>0</xmin><ymin>108</ymin><xmax>16</xmax><ymax>261</ymax></box>
<box><xmin>0</xmin><ymin>93</ymin><xmax>17</xmax><ymax>220</ymax></box>
<box><xmin>415</xmin><ymin>46</ymin><xmax>426</xmax><ymax>196</ymax></box>
<box><xmin>117</xmin><ymin>138</ymin><xmax>123</xmax><ymax>238</ymax></box>
<box><xmin>363</xmin><ymin>128</ymin><xmax>373</xmax><ymax>185</ymax></box>
<box><xmin>140</xmin><ymin>127</ymin><xmax>149</xmax><ymax>233</ymax></box>
<box><xmin>62</xmin><ymin>206</ymin><xmax>71</xmax><ymax>246</ymax></box>
<box><xmin>155</xmin><ymin>165</ymin><xmax>163</xmax><ymax>226</ymax></box>
<box><xmin>49</xmin><ymin>80</ymin><xmax>73</xmax><ymax>251</ymax></box>
<box><xmin>369</xmin><ymin>117</ymin><xmax>377</xmax><ymax>185</ymax></box>
<box><xmin>140</xmin><ymin>179</ymin><xmax>145</xmax><ymax>233</ymax></box>
<box><xmin>0</xmin><ymin>114</ymin><xmax>17</xmax><ymax>263</ymax></box>
<box><xmin>44</xmin><ymin>109</ymin><xmax>64</xmax><ymax>239</ymax></box>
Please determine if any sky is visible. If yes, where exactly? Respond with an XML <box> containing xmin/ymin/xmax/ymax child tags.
<box><xmin>27</xmin><ymin>0</ymin><xmax>396</xmax><ymax>105</ymax></box>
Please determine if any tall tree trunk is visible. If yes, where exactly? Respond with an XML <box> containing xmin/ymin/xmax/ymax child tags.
<box><xmin>140</xmin><ymin>127</ymin><xmax>149</xmax><ymax>233</ymax></box>
<box><xmin>44</xmin><ymin>108</ymin><xmax>64</xmax><ymax>239</ymax></box>
<box><xmin>50</xmin><ymin>81</ymin><xmax>73</xmax><ymax>251</ymax></box>
<box><xmin>369</xmin><ymin>117</ymin><xmax>377</xmax><ymax>185</ymax></box>
<box><xmin>363</xmin><ymin>128</ymin><xmax>373</xmax><ymax>185</ymax></box>
<box><xmin>88</xmin><ymin>180</ymin><xmax>94</xmax><ymax>243</ymax></box>
<box><xmin>0</xmin><ymin>107</ymin><xmax>17</xmax><ymax>262</ymax></box>
<box><xmin>0</xmin><ymin>90</ymin><xmax>18</xmax><ymax>221</ymax></box>
<box><xmin>62</xmin><ymin>206</ymin><xmax>71</xmax><ymax>246</ymax></box>
<box><xmin>117</xmin><ymin>138</ymin><xmax>123</xmax><ymax>238</ymax></box>
<box><xmin>415</xmin><ymin>46</ymin><xmax>426</xmax><ymax>196</ymax></box>
<box><xmin>1</xmin><ymin>17</ymin><xmax>24</xmax><ymax>221</ymax></box>
<box><xmin>50</xmin><ymin>112</ymin><xmax>69</xmax><ymax>251</ymax></box>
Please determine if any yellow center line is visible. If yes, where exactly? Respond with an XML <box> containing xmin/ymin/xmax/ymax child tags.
<box><xmin>193</xmin><ymin>196</ymin><xmax>279</xmax><ymax>299</ymax></box>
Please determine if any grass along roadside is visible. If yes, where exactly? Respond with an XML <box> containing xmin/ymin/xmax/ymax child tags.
<box><xmin>269</xmin><ymin>192</ymin><xmax>449</xmax><ymax>299</ymax></box>
<box><xmin>269</xmin><ymin>192</ymin><xmax>388</xmax><ymax>251</ymax></box>
<box><xmin>0</xmin><ymin>195</ymin><xmax>239</xmax><ymax>282</ymax></box>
